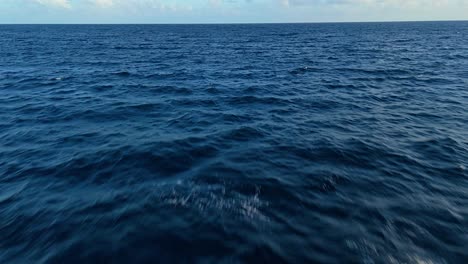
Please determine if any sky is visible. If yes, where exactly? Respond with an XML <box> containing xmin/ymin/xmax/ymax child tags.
<box><xmin>0</xmin><ymin>0</ymin><xmax>467</xmax><ymax>24</ymax></box>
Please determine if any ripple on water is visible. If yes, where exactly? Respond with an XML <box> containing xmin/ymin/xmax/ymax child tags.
<box><xmin>1</xmin><ymin>22</ymin><xmax>468</xmax><ymax>263</ymax></box>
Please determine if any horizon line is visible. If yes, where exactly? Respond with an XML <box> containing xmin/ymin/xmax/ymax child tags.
<box><xmin>1</xmin><ymin>19</ymin><xmax>467</xmax><ymax>25</ymax></box>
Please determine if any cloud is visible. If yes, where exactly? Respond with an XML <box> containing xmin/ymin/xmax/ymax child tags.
<box><xmin>35</xmin><ymin>0</ymin><xmax>72</xmax><ymax>9</ymax></box>
<box><xmin>280</xmin><ymin>0</ymin><xmax>463</xmax><ymax>7</ymax></box>
<box><xmin>32</xmin><ymin>0</ymin><xmax>465</xmax><ymax>10</ymax></box>
<box><xmin>23</xmin><ymin>0</ymin><xmax>468</xmax><ymax>22</ymax></box>
<box><xmin>86</xmin><ymin>0</ymin><xmax>198</xmax><ymax>12</ymax></box>
<box><xmin>88</xmin><ymin>0</ymin><xmax>190</xmax><ymax>10</ymax></box>
<box><xmin>93</xmin><ymin>0</ymin><xmax>115</xmax><ymax>8</ymax></box>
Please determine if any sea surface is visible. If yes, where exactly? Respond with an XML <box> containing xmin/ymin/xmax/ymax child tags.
<box><xmin>0</xmin><ymin>22</ymin><xmax>467</xmax><ymax>263</ymax></box>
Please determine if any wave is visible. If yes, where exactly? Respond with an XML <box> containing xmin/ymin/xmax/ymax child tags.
<box><xmin>1</xmin><ymin>22</ymin><xmax>468</xmax><ymax>263</ymax></box>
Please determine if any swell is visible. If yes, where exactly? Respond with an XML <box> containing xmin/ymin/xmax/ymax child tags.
<box><xmin>1</xmin><ymin>22</ymin><xmax>468</xmax><ymax>263</ymax></box>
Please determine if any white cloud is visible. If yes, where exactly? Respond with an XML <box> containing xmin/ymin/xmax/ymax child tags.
<box><xmin>281</xmin><ymin>0</ymin><xmax>453</xmax><ymax>6</ymax></box>
<box><xmin>35</xmin><ymin>0</ymin><xmax>72</xmax><ymax>9</ymax></box>
<box><xmin>32</xmin><ymin>0</ymin><xmax>466</xmax><ymax>11</ymax></box>
<box><xmin>93</xmin><ymin>0</ymin><xmax>115</xmax><ymax>8</ymax></box>
<box><xmin>88</xmin><ymin>0</ymin><xmax>195</xmax><ymax>11</ymax></box>
<box><xmin>24</xmin><ymin>0</ymin><xmax>468</xmax><ymax>22</ymax></box>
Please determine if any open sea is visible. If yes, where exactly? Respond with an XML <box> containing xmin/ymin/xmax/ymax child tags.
<box><xmin>0</xmin><ymin>22</ymin><xmax>467</xmax><ymax>263</ymax></box>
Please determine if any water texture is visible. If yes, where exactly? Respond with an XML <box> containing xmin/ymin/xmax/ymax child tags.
<box><xmin>0</xmin><ymin>22</ymin><xmax>467</xmax><ymax>263</ymax></box>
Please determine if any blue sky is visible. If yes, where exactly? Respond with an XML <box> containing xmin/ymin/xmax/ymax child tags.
<box><xmin>1</xmin><ymin>0</ymin><xmax>467</xmax><ymax>23</ymax></box>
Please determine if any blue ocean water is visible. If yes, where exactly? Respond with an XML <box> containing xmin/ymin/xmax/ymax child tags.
<box><xmin>0</xmin><ymin>22</ymin><xmax>467</xmax><ymax>263</ymax></box>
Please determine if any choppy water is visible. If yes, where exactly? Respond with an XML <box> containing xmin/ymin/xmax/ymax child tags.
<box><xmin>1</xmin><ymin>22</ymin><xmax>467</xmax><ymax>263</ymax></box>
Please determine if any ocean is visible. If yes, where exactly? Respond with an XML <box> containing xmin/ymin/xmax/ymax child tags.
<box><xmin>0</xmin><ymin>22</ymin><xmax>467</xmax><ymax>263</ymax></box>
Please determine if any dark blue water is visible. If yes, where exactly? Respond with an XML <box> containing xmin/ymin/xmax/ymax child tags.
<box><xmin>1</xmin><ymin>22</ymin><xmax>467</xmax><ymax>263</ymax></box>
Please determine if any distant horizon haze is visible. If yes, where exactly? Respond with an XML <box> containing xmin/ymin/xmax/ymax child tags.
<box><xmin>1</xmin><ymin>20</ymin><xmax>468</xmax><ymax>25</ymax></box>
